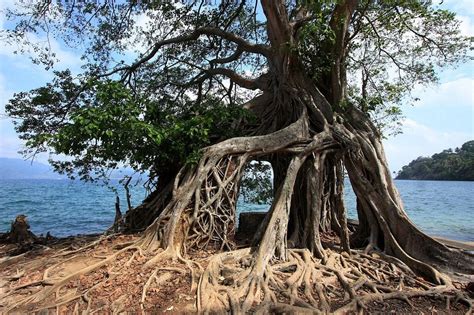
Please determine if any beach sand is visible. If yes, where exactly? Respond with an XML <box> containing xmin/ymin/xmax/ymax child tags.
<box><xmin>435</xmin><ymin>237</ymin><xmax>474</xmax><ymax>251</ymax></box>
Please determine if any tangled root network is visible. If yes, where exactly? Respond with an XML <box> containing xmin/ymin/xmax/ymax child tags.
<box><xmin>0</xmin><ymin>234</ymin><xmax>472</xmax><ymax>314</ymax></box>
<box><xmin>199</xmin><ymin>248</ymin><xmax>472</xmax><ymax>314</ymax></box>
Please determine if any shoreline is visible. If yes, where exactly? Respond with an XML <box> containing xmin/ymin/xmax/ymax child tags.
<box><xmin>346</xmin><ymin>218</ymin><xmax>474</xmax><ymax>251</ymax></box>
<box><xmin>434</xmin><ymin>236</ymin><xmax>474</xmax><ymax>251</ymax></box>
<box><xmin>3</xmin><ymin>229</ymin><xmax>473</xmax><ymax>252</ymax></box>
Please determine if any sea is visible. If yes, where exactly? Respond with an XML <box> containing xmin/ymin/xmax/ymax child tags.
<box><xmin>0</xmin><ymin>179</ymin><xmax>473</xmax><ymax>242</ymax></box>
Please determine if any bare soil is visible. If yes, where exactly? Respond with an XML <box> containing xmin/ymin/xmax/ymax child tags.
<box><xmin>1</xmin><ymin>234</ymin><xmax>199</xmax><ymax>313</ymax></box>
<box><xmin>1</xmin><ymin>232</ymin><xmax>472</xmax><ymax>314</ymax></box>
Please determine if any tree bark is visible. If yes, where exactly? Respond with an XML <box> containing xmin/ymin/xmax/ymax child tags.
<box><xmin>125</xmin><ymin>0</ymin><xmax>473</xmax><ymax>287</ymax></box>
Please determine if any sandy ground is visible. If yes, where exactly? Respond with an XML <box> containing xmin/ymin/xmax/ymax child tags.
<box><xmin>434</xmin><ymin>237</ymin><xmax>474</xmax><ymax>251</ymax></box>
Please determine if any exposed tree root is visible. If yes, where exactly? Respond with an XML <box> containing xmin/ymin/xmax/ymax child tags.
<box><xmin>2</xmin><ymin>245</ymin><xmax>139</xmax><ymax>312</ymax></box>
<box><xmin>50</xmin><ymin>233</ymin><xmax>120</xmax><ymax>258</ymax></box>
<box><xmin>2</xmin><ymin>0</ymin><xmax>473</xmax><ymax>313</ymax></box>
<box><xmin>1</xmin><ymin>234</ymin><xmax>472</xmax><ymax>314</ymax></box>
<box><xmin>1</xmin><ymin>229</ymin><xmax>202</xmax><ymax>313</ymax></box>
<box><xmin>1</xmin><ymin>118</ymin><xmax>472</xmax><ymax>313</ymax></box>
<box><xmin>198</xmin><ymin>247</ymin><xmax>472</xmax><ymax>314</ymax></box>
<box><xmin>2</xmin><ymin>78</ymin><xmax>472</xmax><ymax>314</ymax></box>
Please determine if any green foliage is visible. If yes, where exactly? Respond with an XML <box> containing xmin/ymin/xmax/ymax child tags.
<box><xmin>349</xmin><ymin>90</ymin><xmax>404</xmax><ymax>137</ymax></box>
<box><xmin>297</xmin><ymin>0</ymin><xmax>336</xmax><ymax>81</ymax></box>
<box><xmin>3</xmin><ymin>0</ymin><xmax>470</xmax><ymax>182</ymax></box>
<box><xmin>396</xmin><ymin>141</ymin><xmax>474</xmax><ymax>181</ymax></box>
<box><xmin>7</xmin><ymin>75</ymin><xmax>251</xmax><ymax>181</ymax></box>
<box><xmin>239</xmin><ymin>161</ymin><xmax>273</xmax><ymax>204</ymax></box>
<box><xmin>345</xmin><ymin>0</ymin><xmax>470</xmax><ymax>133</ymax></box>
<box><xmin>294</xmin><ymin>0</ymin><xmax>470</xmax><ymax>135</ymax></box>
<box><xmin>4</xmin><ymin>0</ymin><xmax>264</xmax><ymax>182</ymax></box>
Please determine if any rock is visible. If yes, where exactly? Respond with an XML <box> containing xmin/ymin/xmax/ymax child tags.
<box><xmin>235</xmin><ymin>211</ymin><xmax>267</xmax><ymax>241</ymax></box>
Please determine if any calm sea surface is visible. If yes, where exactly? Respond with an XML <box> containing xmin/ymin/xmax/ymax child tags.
<box><xmin>0</xmin><ymin>179</ymin><xmax>472</xmax><ymax>241</ymax></box>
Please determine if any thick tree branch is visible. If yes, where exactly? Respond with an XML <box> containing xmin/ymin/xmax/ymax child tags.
<box><xmin>329</xmin><ymin>0</ymin><xmax>358</xmax><ymax>106</ymax></box>
<box><xmin>209</xmin><ymin>48</ymin><xmax>243</xmax><ymax>64</ymax></box>
<box><xmin>261</xmin><ymin>0</ymin><xmax>292</xmax><ymax>48</ymax></box>
<box><xmin>198</xmin><ymin>27</ymin><xmax>270</xmax><ymax>56</ymax></box>
<box><xmin>207</xmin><ymin>68</ymin><xmax>265</xmax><ymax>90</ymax></box>
<box><xmin>187</xmin><ymin>68</ymin><xmax>268</xmax><ymax>91</ymax></box>
<box><xmin>292</xmin><ymin>14</ymin><xmax>317</xmax><ymax>32</ymax></box>
<box><xmin>102</xmin><ymin>26</ymin><xmax>269</xmax><ymax>82</ymax></box>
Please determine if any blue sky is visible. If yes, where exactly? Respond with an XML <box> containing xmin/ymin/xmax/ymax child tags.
<box><xmin>0</xmin><ymin>0</ymin><xmax>472</xmax><ymax>173</ymax></box>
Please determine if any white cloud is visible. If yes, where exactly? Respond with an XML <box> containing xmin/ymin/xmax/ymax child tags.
<box><xmin>383</xmin><ymin>118</ymin><xmax>473</xmax><ymax>172</ymax></box>
<box><xmin>0</xmin><ymin>2</ymin><xmax>83</xmax><ymax>160</ymax></box>
<box><xmin>121</xmin><ymin>10</ymin><xmax>182</xmax><ymax>58</ymax></box>
<box><xmin>0</xmin><ymin>0</ymin><xmax>16</xmax><ymax>24</ymax></box>
<box><xmin>438</xmin><ymin>0</ymin><xmax>474</xmax><ymax>37</ymax></box>
<box><xmin>412</xmin><ymin>77</ymin><xmax>474</xmax><ymax>108</ymax></box>
<box><xmin>0</xmin><ymin>31</ymin><xmax>82</xmax><ymax>73</ymax></box>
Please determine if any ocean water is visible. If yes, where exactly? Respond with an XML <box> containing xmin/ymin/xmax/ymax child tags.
<box><xmin>0</xmin><ymin>179</ymin><xmax>472</xmax><ymax>241</ymax></box>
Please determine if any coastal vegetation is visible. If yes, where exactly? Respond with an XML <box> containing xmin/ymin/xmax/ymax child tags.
<box><xmin>397</xmin><ymin>140</ymin><xmax>474</xmax><ymax>181</ymax></box>
<box><xmin>1</xmin><ymin>0</ymin><xmax>473</xmax><ymax>313</ymax></box>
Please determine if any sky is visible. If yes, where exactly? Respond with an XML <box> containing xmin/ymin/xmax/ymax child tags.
<box><xmin>0</xmin><ymin>0</ymin><xmax>473</xmax><ymax>173</ymax></box>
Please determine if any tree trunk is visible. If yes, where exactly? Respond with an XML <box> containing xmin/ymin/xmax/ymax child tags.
<box><xmin>341</xmin><ymin>108</ymin><xmax>474</xmax><ymax>282</ymax></box>
<box><xmin>129</xmin><ymin>0</ymin><xmax>472</xmax><ymax>291</ymax></box>
<box><xmin>7</xmin><ymin>215</ymin><xmax>37</xmax><ymax>245</ymax></box>
<box><xmin>4</xmin><ymin>1</ymin><xmax>473</xmax><ymax>313</ymax></box>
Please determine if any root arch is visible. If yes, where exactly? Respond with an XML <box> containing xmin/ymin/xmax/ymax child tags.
<box><xmin>2</xmin><ymin>105</ymin><xmax>473</xmax><ymax>314</ymax></box>
<box><xmin>2</xmin><ymin>30</ymin><xmax>473</xmax><ymax>315</ymax></box>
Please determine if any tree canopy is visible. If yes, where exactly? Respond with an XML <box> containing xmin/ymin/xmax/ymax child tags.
<box><xmin>3</xmin><ymin>0</ymin><xmax>469</xmax><ymax>183</ymax></box>
<box><xmin>1</xmin><ymin>1</ymin><xmax>473</xmax><ymax>313</ymax></box>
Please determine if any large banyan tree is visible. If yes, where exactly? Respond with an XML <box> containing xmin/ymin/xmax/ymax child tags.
<box><xmin>3</xmin><ymin>0</ymin><xmax>473</xmax><ymax>312</ymax></box>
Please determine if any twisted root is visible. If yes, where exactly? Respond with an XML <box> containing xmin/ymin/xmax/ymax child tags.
<box><xmin>198</xmin><ymin>247</ymin><xmax>472</xmax><ymax>313</ymax></box>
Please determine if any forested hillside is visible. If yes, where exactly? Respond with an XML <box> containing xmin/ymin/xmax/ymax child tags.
<box><xmin>396</xmin><ymin>141</ymin><xmax>474</xmax><ymax>180</ymax></box>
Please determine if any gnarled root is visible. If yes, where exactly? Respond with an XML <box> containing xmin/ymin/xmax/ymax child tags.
<box><xmin>0</xmin><ymin>238</ymin><xmax>195</xmax><ymax>314</ymax></box>
<box><xmin>2</xmin><ymin>245</ymin><xmax>142</xmax><ymax>313</ymax></box>
<box><xmin>197</xmin><ymin>247</ymin><xmax>472</xmax><ymax>313</ymax></box>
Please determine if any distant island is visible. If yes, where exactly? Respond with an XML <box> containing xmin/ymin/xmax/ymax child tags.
<box><xmin>396</xmin><ymin>140</ymin><xmax>474</xmax><ymax>181</ymax></box>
